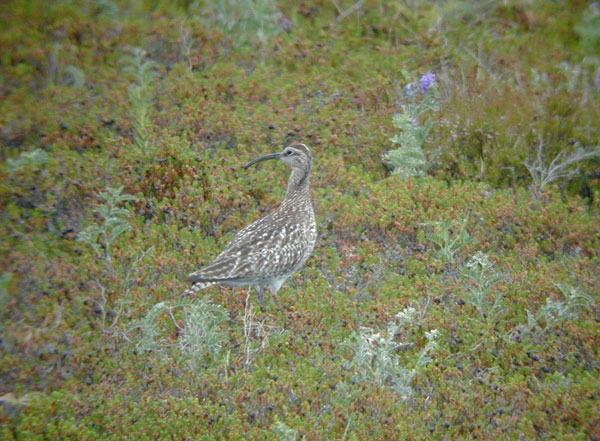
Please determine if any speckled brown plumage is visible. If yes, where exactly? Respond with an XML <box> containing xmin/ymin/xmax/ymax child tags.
<box><xmin>183</xmin><ymin>143</ymin><xmax>316</xmax><ymax>304</ymax></box>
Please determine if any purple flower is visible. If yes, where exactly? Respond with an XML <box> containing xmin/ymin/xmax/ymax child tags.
<box><xmin>279</xmin><ymin>14</ymin><xmax>292</xmax><ymax>32</ymax></box>
<box><xmin>418</xmin><ymin>73</ymin><xmax>436</xmax><ymax>94</ymax></box>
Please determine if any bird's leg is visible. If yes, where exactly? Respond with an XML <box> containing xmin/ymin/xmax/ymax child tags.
<box><xmin>245</xmin><ymin>288</ymin><xmax>252</xmax><ymax>310</ymax></box>
<box><xmin>257</xmin><ymin>285</ymin><xmax>264</xmax><ymax>305</ymax></box>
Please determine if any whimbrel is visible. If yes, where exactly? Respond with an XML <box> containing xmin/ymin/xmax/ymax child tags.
<box><xmin>183</xmin><ymin>143</ymin><xmax>316</xmax><ymax>304</ymax></box>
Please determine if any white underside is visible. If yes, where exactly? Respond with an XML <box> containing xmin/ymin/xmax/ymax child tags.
<box><xmin>219</xmin><ymin>275</ymin><xmax>288</xmax><ymax>293</ymax></box>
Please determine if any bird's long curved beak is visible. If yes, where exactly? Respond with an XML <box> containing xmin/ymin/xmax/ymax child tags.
<box><xmin>242</xmin><ymin>152</ymin><xmax>283</xmax><ymax>169</ymax></box>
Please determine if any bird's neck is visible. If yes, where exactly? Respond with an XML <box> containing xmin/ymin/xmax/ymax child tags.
<box><xmin>285</xmin><ymin>167</ymin><xmax>311</xmax><ymax>200</ymax></box>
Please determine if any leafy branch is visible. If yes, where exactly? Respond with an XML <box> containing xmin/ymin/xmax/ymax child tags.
<box><xmin>121</xmin><ymin>47</ymin><xmax>158</xmax><ymax>151</ymax></box>
<box><xmin>77</xmin><ymin>186</ymin><xmax>137</xmax><ymax>265</ymax></box>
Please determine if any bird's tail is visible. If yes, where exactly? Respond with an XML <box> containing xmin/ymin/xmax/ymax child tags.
<box><xmin>181</xmin><ymin>281</ymin><xmax>216</xmax><ymax>297</ymax></box>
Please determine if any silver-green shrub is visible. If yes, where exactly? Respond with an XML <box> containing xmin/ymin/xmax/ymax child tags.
<box><xmin>383</xmin><ymin>73</ymin><xmax>438</xmax><ymax>178</ymax></box>
<box><xmin>344</xmin><ymin>307</ymin><xmax>438</xmax><ymax>400</ymax></box>
<box><xmin>77</xmin><ymin>186</ymin><xmax>137</xmax><ymax>265</ymax></box>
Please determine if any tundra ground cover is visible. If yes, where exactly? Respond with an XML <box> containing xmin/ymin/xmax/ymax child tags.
<box><xmin>1</xmin><ymin>1</ymin><xmax>598</xmax><ymax>439</ymax></box>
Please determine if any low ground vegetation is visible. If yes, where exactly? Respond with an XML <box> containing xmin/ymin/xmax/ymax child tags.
<box><xmin>1</xmin><ymin>1</ymin><xmax>598</xmax><ymax>439</ymax></box>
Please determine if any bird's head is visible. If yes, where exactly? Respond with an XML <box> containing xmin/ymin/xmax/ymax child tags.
<box><xmin>243</xmin><ymin>143</ymin><xmax>313</xmax><ymax>173</ymax></box>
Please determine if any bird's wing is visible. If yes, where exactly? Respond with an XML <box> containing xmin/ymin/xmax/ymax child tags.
<box><xmin>187</xmin><ymin>242</ymin><xmax>308</xmax><ymax>283</ymax></box>
<box><xmin>186</xmin><ymin>254</ymin><xmax>252</xmax><ymax>283</ymax></box>
<box><xmin>218</xmin><ymin>213</ymin><xmax>280</xmax><ymax>256</ymax></box>
<box><xmin>187</xmin><ymin>217</ymin><xmax>310</xmax><ymax>282</ymax></box>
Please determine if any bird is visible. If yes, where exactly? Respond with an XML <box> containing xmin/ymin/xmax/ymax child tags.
<box><xmin>183</xmin><ymin>143</ymin><xmax>316</xmax><ymax>304</ymax></box>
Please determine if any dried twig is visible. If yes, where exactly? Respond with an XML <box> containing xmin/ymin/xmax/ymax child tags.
<box><xmin>525</xmin><ymin>139</ymin><xmax>600</xmax><ymax>199</ymax></box>
<box><xmin>332</xmin><ymin>0</ymin><xmax>366</xmax><ymax>25</ymax></box>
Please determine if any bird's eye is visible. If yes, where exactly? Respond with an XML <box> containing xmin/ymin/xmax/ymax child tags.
<box><xmin>285</xmin><ymin>149</ymin><xmax>293</xmax><ymax>156</ymax></box>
